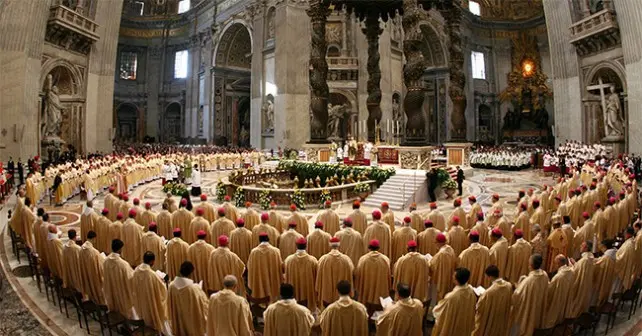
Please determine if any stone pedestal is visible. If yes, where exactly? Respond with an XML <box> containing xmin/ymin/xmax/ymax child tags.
<box><xmin>602</xmin><ymin>135</ymin><xmax>625</xmax><ymax>157</ymax></box>
<box><xmin>445</xmin><ymin>142</ymin><xmax>473</xmax><ymax>167</ymax></box>
<box><xmin>302</xmin><ymin>143</ymin><xmax>331</xmax><ymax>163</ymax></box>
<box><xmin>398</xmin><ymin>146</ymin><xmax>434</xmax><ymax>170</ymax></box>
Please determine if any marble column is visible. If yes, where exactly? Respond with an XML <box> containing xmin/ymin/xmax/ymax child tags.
<box><xmin>250</xmin><ymin>5</ymin><xmax>265</xmax><ymax>149</ymax></box>
<box><xmin>543</xmin><ymin>0</ymin><xmax>583</xmax><ymax>146</ymax></box>
<box><xmin>402</xmin><ymin>0</ymin><xmax>427</xmax><ymax>145</ymax></box>
<box><xmin>363</xmin><ymin>13</ymin><xmax>383</xmax><ymax>142</ymax></box>
<box><xmin>306</xmin><ymin>0</ymin><xmax>330</xmax><ymax>143</ymax></box>
<box><xmin>0</xmin><ymin>0</ymin><xmax>51</xmax><ymax>161</ymax></box>
<box><xmin>442</xmin><ymin>2</ymin><xmax>467</xmax><ymax>142</ymax></box>
<box><xmin>87</xmin><ymin>0</ymin><xmax>124</xmax><ymax>153</ymax></box>
<box><xmin>613</xmin><ymin>0</ymin><xmax>642</xmax><ymax>152</ymax></box>
<box><xmin>146</xmin><ymin>47</ymin><xmax>162</xmax><ymax>140</ymax></box>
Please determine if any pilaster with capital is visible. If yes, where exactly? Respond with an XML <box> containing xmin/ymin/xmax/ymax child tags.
<box><xmin>306</xmin><ymin>0</ymin><xmax>330</xmax><ymax>143</ymax></box>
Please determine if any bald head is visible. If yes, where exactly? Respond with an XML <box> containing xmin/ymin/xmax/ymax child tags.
<box><xmin>48</xmin><ymin>224</ymin><xmax>57</xmax><ymax>234</ymax></box>
<box><xmin>555</xmin><ymin>254</ymin><xmax>568</xmax><ymax>267</ymax></box>
<box><xmin>223</xmin><ymin>275</ymin><xmax>238</xmax><ymax>289</ymax></box>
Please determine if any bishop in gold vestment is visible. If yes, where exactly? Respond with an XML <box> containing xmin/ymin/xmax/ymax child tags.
<box><xmin>196</xmin><ymin>194</ymin><xmax>216</xmax><ymax>223</ymax></box>
<box><xmin>241</xmin><ymin>202</ymin><xmax>260</xmax><ymax>231</ymax></box>
<box><xmin>46</xmin><ymin>224</ymin><xmax>64</xmax><ymax>279</ymax></box>
<box><xmin>417</xmin><ymin>220</ymin><xmax>440</xmax><ymax>256</ymax></box>
<box><xmin>189</xmin><ymin>208</ymin><xmax>210</xmax><ymax>244</ymax></box>
<box><xmin>429</xmin><ymin>233</ymin><xmax>457</xmax><ymax>306</ymax></box>
<box><xmin>391</xmin><ymin>217</ymin><xmax>417</xmax><ymax>266</ymax></box>
<box><xmin>263</xmin><ymin>284</ymin><xmax>315</xmax><ymax>336</ymax></box>
<box><xmin>171</xmin><ymin>200</ymin><xmax>195</xmax><ymax>242</ymax></box>
<box><xmin>458</xmin><ymin>231</ymin><xmax>491</xmax><ymax>287</ymax></box>
<box><xmin>80</xmin><ymin>201</ymin><xmax>98</xmax><ymax>242</ymax></box>
<box><xmin>381</xmin><ymin>202</ymin><xmax>396</xmax><ymax>233</ymax></box>
<box><xmin>122</xmin><ymin>209</ymin><xmax>143</xmax><ymax>267</ymax></box>
<box><xmin>319</xmin><ymin>280</ymin><xmax>368</xmax><ymax>336</ymax></box>
<box><xmin>61</xmin><ymin>230</ymin><xmax>83</xmax><ymax>292</ymax></box>
<box><xmin>187</xmin><ymin>230</ymin><xmax>215</xmax><ymax>288</ymax></box>
<box><xmin>472</xmin><ymin>266</ymin><xmax>512</xmax><ymax>336</ymax></box>
<box><xmin>211</xmin><ymin>208</ymin><xmax>235</xmax><ymax>247</ymax></box>
<box><xmin>316</xmin><ymin>237</ymin><xmax>354</xmax><ymax>306</ymax></box>
<box><xmin>230</xmin><ymin>218</ymin><xmax>253</xmax><ymax>264</ymax></box>
<box><xmin>207</xmin><ymin>275</ymin><xmax>253</xmax><ymax>336</ymax></box>
<box><xmin>141</xmin><ymin>224</ymin><xmax>166</xmax><ymax>272</ymax></box>
<box><xmin>377</xmin><ymin>285</ymin><xmax>425</xmax><ymax>336</ymax></box>
<box><xmin>96</xmin><ymin>209</ymin><xmax>112</xmax><ymax>253</ymax></box>
<box><xmin>103</xmin><ymin>239</ymin><xmax>136</xmax><ymax>319</ymax></box>
<box><xmin>307</xmin><ymin>221</ymin><xmax>331</xmax><ymax>259</ymax></box>
<box><xmin>132</xmin><ymin>252</ymin><xmax>169</xmax><ymax>333</ymax></box>
<box><xmin>393</xmin><ymin>240</ymin><xmax>430</xmax><ymax>302</ymax></box>
<box><xmin>569</xmin><ymin>243</ymin><xmax>595</xmax><ymax>318</ymax></box>
<box><xmin>166</xmin><ymin>228</ymin><xmax>190</xmax><ymax>280</ymax></box>
<box><xmin>364</xmin><ymin>210</ymin><xmax>392</xmax><ymax>258</ymax></box>
<box><xmin>279</xmin><ymin>222</ymin><xmax>304</xmax><ymax>261</ymax></box>
<box><xmin>140</xmin><ymin>202</ymin><xmax>158</xmax><ymax>231</ymax></box>
<box><xmin>505</xmin><ymin>230</ymin><xmax>532</xmax><ymax>285</ymax></box>
<box><xmin>543</xmin><ymin>256</ymin><xmax>575</xmax><ymax>329</ymax></box>
<box><xmin>510</xmin><ymin>255</ymin><xmax>549</xmax><ymax>336</ymax></box>
<box><xmin>252</xmin><ymin>213</ymin><xmax>280</xmax><ymax>247</ymax></box>
<box><xmin>432</xmin><ymin>271</ymin><xmax>476</xmax><ymax>336</ymax></box>
<box><xmin>616</xmin><ymin>228</ymin><xmax>638</xmax><ymax>291</ymax></box>
<box><xmin>156</xmin><ymin>204</ymin><xmax>173</xmax><ymax>239</ymax></box>
<box><xmin>546</xmin><ymin>222</ymin><xmax>568</xmax><ymax>273</ymax></box>
<box><xmin>318</xmin><ymin>200</ymin><xmax>341</xmax><ymax>235</ymax></box>
<box><xmin>489</xmin><ymin>228</ymin><xmax>509</xmax><ymax>277</ymax></box>
<box><xmin>208</xmin><ymin>235</ymin><xmax>246</xmax><ymax>296</ymax></box>
<box><xmin>427</xmin><ymin>203</ymin><xmax>447</xmax><ymax>232</ymax></box>
<box><xmin>168</xmin><ymin>261</ymin><xmax>208</xmax><ymax>336</ymax></box>
<box><xmin>79</xmin><ymin>232</ymin><xmax>105</xmax><ymax>304</ymax></box>
<box><xmin>348</xmin><ymin>201</ymin><xmax>369</xmax><ymax>234</ymax></box>
<box><xmin>355</xmin><ymin>240</ymin><xmax>391</xmax><ymax>305</ymax></box>
<box><xmin>447</xmin><ymin>216</ymin><xmax>467</xmax><ymax>256</ymax></box>
<box><xmin>287</xmin><ymin>204</ymin><xmax>309</xmax><ymax>237</ymax></box>
<box><xmin>335</xmin><ymin>218</ymin><xmax>365</xmax><ymax>266</ymax></box>
<box><xmin>284</xmin><ymin>238</ymin><xmax>319</xmax><ymax>310</ymax></box>
<box><xmin>247</xmin><ymin>233</ymin><xmax>283</xmax><ymax>301</ymax></box>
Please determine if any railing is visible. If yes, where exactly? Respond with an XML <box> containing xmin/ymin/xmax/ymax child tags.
<box><xmin>48</xmin><ymin>5</ymin><xmax>99</xmax><ymax>40</ymax></box>
<box><xmin>327</xmin><ymin>57</ymin><xmax>359</xmax><ymax>69</ymax></box>
<box><xmin>569</xmin><ymin>8</ymin><xmax>618</xmax><ymax>43</ymax></box>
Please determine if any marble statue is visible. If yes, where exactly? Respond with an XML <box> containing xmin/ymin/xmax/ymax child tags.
<box><xmin>327</xmin><ymin>103</ymin><xmax>346</xmax><ymax>139</ymax></box>
<box><xmin>262</xmin><ymin>96</ymin><xmax>274</xmax><ymax>132</ymax></box>
<box><xmin>392</xmin><ymin>96</ymin><xmax>401</xmax><ymax>122</ymax></box>
<box><xmin>604</xmin><ymin>86</ymin><xmax>624</xmax><ymax>136</ymax></box>
<box><xmin>42</xmin><ymin>74</ymin><xmax>63</xmax><ymax>139</ymax></box>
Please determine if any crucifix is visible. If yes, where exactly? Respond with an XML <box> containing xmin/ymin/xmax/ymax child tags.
<box><xmin>586</xmin><ymin>77</ymin><xmax>613</xmax><ymax>136</ymax></box>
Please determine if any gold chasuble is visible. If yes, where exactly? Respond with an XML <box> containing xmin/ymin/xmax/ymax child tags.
<box><xmin>569</xmin><ymin>252</ymin><xmax>595</xmax><ymax>317</ymax></box>
<box><xmin>122</xmin><ymin>218</ymin><xmax>143</xmax><ymax>267</ymax></box>
<box><xmin>47</xmin><ymin>234</ymin><xmax>64</xmax><ymax>279</ymax></box>
<box><xmin>141</xmin><ymin>231</ymin><xmax>166</xmax><ymax>271</ymax></box>
<box><xmin>319</xmin><ymin>296</ymin><xmax>368</xmax><ymax>336</ymax></box>
<box><xmin>171</xmin><ymin>208</ymin><xmax>195</xmax><ymax>242</ymax></box>
<box><xmin>263</xmin><ymin>299</ymin><xmax>315</xmax><ymax>336</ymax></box>
<box><xmin>210</xmin><ymin>217</ymin><xmax>235</xmax><ymax>247</ymax></box>
<box><xmin>546</xmin><ymin>228</ymin><xmax>568</xmax><ymax>273</ymax></box>
<box><xmin>96</xmin><ymin>215</ymin><xmax>112</xmax><ymax>253</ymax></box>
<box><xmin>472</xmin><ymin>279</ymin><xmax>512</xmax><ymax>336</ymax></box>
<box><xmin>284</xmin><ymin>250</ymin><xmax>319</xmax><ymax>310</ymax></box>
<box><xmin>247</xmin><ymin>242</ymin><xmax>283</xmax><ymax>301</ymax></box>
<box><xmin>471</xmin><ymin>221</ymin><xmax>490</xmax><ymax>247</ymax></box>
<box><xmin>505</xmin><ymin>238</ymin><xmax>532</xmax><ymax>285</ymax></box>
<box><xmin>287</xmin><ymin>211</ymin><xmax>310</xmax><ymax>237</ymax></box>
<box><xmin>140</xmin><ymin>210</ymin><xmax>158</xmax><ymax>232</ymax></box>
<box><xmin>429</xmin><ymin>245</ymin><xmax>458</xmax><ymax>302</ymax></box>
<box><xmin>428</xmin><ymin>210</ymin><xmax>447</xmax><ymax>232</ymax></box>
<box><xmin>363</xmin><ymin>221</ymin><xmax>392</xmax><ymax>257</ymax></box>
<box><xmin>489</xmin><ymin>237</ymin><xmax>509</xmax><ymax>277</ymax></box>
<box><xmin>431</xmin><ymin>285</ymin><xmax>477</xmax><ymax>336</ymax></box>
<box><xmin>382</xmin><ymin>210</ymin><xmax>396</xmax><ymax>233</ymax></box>
<box><xmin>230</xmin><ymin>226</ymin><xmax>253</xmax><ymax>264</ymax></box>
<box><xmin>335</xmin><ymin>227</ymin><xmax>365</xmax><ymax>266</ymax></box>
<box><xmin>316</xmin><ymin>249</ymin><xmax>354</xmax><ymax>305</ymax></box>
<box><xmin>156</xmin><ymin>210</ymin><xmax>172</xmax><ymax>239</ymax></box>
<box><xmin>449</xmin><ymin>207</ymin><xmax>467</xmax><ymax>230</ymax></box>
<box><xmin>207</xmin><ymin>289</ymin><xmax>253</xmax><ymax>336</ymax></box>
<box><xmin>307</xmin><ymin>228</ymin><xmax>331</xmax><ymax>260</ymax></box>
<box><xmin>222</xmin><ymin>201</ymin><xmax>239</xmax><ymax>223</ymax></box>
<box><xmin>409</xmin><ymin>211</ymin><xmax>424</xmax><ymax>233</ymax></box>
<box><xmin>594</xmin><ymin>252</ymin><xmax>617</xmax><ymax>307</ymax></box>
<box><xmin>348</xmin><ymin>209</ymin><xmax>368</xmax><ymax>234</ymax></box>
<box><xmin>514</xmin><ymin>211</ymin><xmax>531</xmax><ymax>241</ymax></box>
<box><xmin>168</xmin><ymin>276</ymin><xmax>208</xmax><ymax>336</ymax></box>
<box><xmin>242</xmin><ymin>207</ymin><xmax>261</xmax><ymax>231</ymax></box>
<box><xmin>196</xmin><ymin>200</ymin><xmax>216</xmax><ymax>223</ymax></box>
<box><xmin>187</xmin><ymin>239</ymin><xmax>215</xmax><ymax>287</ymax></box>
<box><xmin>103</xmin><ymin>253</ymin><xmax>136</xmax><ymax>319</ymax></box>
<box><xmin>355</xmin><ymin>251</ymin><xmax>391</xmax><ymax>304</ymax></box>
<box><xmin>166</xmin><ymin>237</ymin><xmax>189</xmax><ymax>280</ymax></box>
<box><xmin>459</xmin><ymin>243</ymin><xmax>491</xmax><ymax>287</ymax></box>
<box><xmin>318</xmin><ymin>209</ymin><xmax>341</xmax><ymax>236</ymax></box>
<box><xmin>108</xmin><ymin>220</ymin><xmax>123</xmax><ymax>245</ymax></box>
<box><xmin>377</xmin><ymin>297</ymin><xmax>425</xmax><ymax>336</ymax></box>
<box><xmin>208</xmin><ymin>246</ymin><xmax>246</xmax><ymax>296</ymax></box>
<box><xmin>616</xmin><ymin>237</ymin><xmax>638</xmax><ymax>291</ymax></box>
<box><xmin>61</xmin><ymin>240</ymin><xmax>83</xmax><ymax>292</ymax></box>
<box><xmin>252</xmin><ymin>223</ymin><xmax>280</xmax><ymax>248</ymax></box>
<box><xmin>268</xmin><ymin>209</ymin><xmax>287</xmax><ymax>233</ymax></box>
<box><xmin>418</xmin><ymin>227</ymin><xmax>440</xmax><ymax>256</ymax></box>
<box><xmin>132</xmin><ymin>263</ymin><xmax>168</xmax><ymax>333</ymax></box>
<box><xmin>391</xmin><ymin>226</ymin><xmax>417</xmax><ymax>266</ymax></box>
<box><xmin>447</xmin><ymin>225</ymin><xmax>467</xmax><ymax>256</ymax></box>
<box><xmin>279</xmin><ymin>229</ymin><xmax>304</xmax><ymax>261</ymax></box>
<box><xmin>80</xmin><ymin>207</ymin><xmax>97</xmax><ymax>240</ymax></box>
<box><xmin>543</xmin><ymin>265</ymin><xmax>575</xmax><ymax>329</ymax></box>
<box><xmin>510</xmin><ymin>269</ymin><xmax>549</xmax><ymax>336</ymax></box>
<box><xmin>467</xmin><ymin>203</ymin><xmax>483</xmax><ymax>230</ymax></box>
<box><xmin>79</xmin><ymin>240</ymin><xmax>105</xmax><ymax>304</ymax></box>
<box><xmin>189</xmin><ymin>216</ymin><xmax>211</xmax><ymax>244</ymax></box>
<box><xmin>393</xmin><ymin>251</ymin><xmax>430</xmax><ymax>302</ymax></box>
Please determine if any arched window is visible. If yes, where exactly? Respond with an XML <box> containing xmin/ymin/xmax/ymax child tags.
<box><xmin>327</xmin><ymin>45</ymin><xmax>341</xmax><ymax>57</ymax></box>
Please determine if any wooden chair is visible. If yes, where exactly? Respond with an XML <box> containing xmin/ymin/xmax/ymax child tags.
<box><xmin>247</xmin><ymin>295</ymin><xmax>271</xmax><ymax>329</ymax></box>
<box><xmin>73</xmin><ymin>292</ymin><xmax>98</xmax><ymax>334</ymax></box>
<box><xmin>41</xmin><ymin>268</ymin><xmax>58</xmax><ymax>305</ymax></box>
<box><xmin>571</xmin><ymin>312</ymin><xmax>599</xmax><ymax>336</ymax></box>
<box><xmin>597</xmin><ymin>295</ymin><xmax>620</xmax><ymax>335</ymax></box>
<box><xmin>126</xmin><ymin>319</ymin><xmax>160</xmax><ymax>336</ymax></box>
<box><xmin>29</xmin><ymin>251</ymin><xmax>42</xmax><ymax>292</ymax></box>
<box><xmin>618</xmin><ymin>283</ymin><xmax>640</xmax><ymax>320</ymax></box>
<box><xmin>96</xmin><ymin>304</ymin><xmax>126</xmax><ymax>336</ymax></box>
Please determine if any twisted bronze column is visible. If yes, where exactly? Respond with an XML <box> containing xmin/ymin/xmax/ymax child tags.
<box><xmin>363</xmin><ymin>13</ymin><xmax>383</xmax><ymax>142</ymax></box>
<box><xmin>443</xmin><ymin>2</ymin><xmax>467</xmax><ymax>141</ymax></box>
<box><xmin>402</xmin><ymin>0</ymin><xmax>427</xmax><ymax>146</ymax></box>
<box><xmin>307</xmin><ymin>0</ymin><xmax>331</xmax><ymax>143</ymax></box>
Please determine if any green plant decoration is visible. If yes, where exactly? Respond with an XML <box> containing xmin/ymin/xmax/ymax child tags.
<box><xmin>258</xmin><ymin>189</ymin><xmax>272</xmax><ymax>210</ymax></box>
<box><xmin>233</xmin><ymin>187</ymin><xmax>245</xmax><ymax>207</ymax></box>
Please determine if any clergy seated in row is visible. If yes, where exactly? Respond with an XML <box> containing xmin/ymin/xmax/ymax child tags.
<box><xmin>263</xmin><ymin>283</ymin><xmax>315</xmax><ymax>336</ymax></box>
<box><xmin>432</xmin><ymin>268</ymin><xmax>476</xmax><ymax>336</ymax></box>
<box><xmin>168</xmin><ymin>261</ymin><xmax>208</xmax><ymax>336</ymax></box>
<box><xmin>355</xmin><ymin>239</ymin><xmax>391</xmax><ymax>306</ymax></box>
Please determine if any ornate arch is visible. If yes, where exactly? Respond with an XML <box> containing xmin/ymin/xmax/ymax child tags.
<box><xmin>418</xmin><ymin>20</ymin><xmax>448</xmax><ymax>68</ymax></box>
<box><xmin>40</xmin><ymin>58</ymin><xmax>85</xmax><ymax>96</ymax></box>
<box><xmin>584</xmin><ymin>60</ymin><xmax>627</xmax><ymax>93</ymax></box>
<box><xmin>212</xmin><ymin>20</ymin><xmax>253</xmax><ymax>68</ymax></box>
<box><xmin>329</xmin><ymin>89</ymin><xmax>357</xmax><ymax>112</ymax></box>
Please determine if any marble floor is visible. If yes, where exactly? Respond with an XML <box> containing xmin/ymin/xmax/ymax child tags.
<box><xmin>2</xmin><ymin>168</ymin><xmax>642</xmax><ymax>335</ymax></box>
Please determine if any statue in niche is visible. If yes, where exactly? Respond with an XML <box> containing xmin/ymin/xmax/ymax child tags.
<box><xmin>262</xmin><ymin>94</ymin><xmax>275</xmax><ymax>133</ymax></box>
<box><xmin>266</xmin><ymin>10</ymin><xmax>275</xmax><ymax>40</ymax></box>
<box><xmin>604</xmin><ymin>85</ymin><xmax>624</xmax><ymax>137</ymax></box>
<box><xmin>327</xmin><ymin>103</ymin><xmax>347</xmax><ymax>139</ymax></box>
<box><xmin>392</xmin><ymin>95</ymin><xmax>401</xmax><ymax>122</ymax></box>
<box><xmin>42</xmin><ymin>74</ymin><xmax>63</xmax><ymax>139</ymax></box>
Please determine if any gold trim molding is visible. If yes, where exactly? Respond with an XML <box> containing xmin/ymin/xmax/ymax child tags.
<box><xmin>119</xmin><ymin>26</ymin><xmax>189</xmax><ymax>38</ymax></box>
